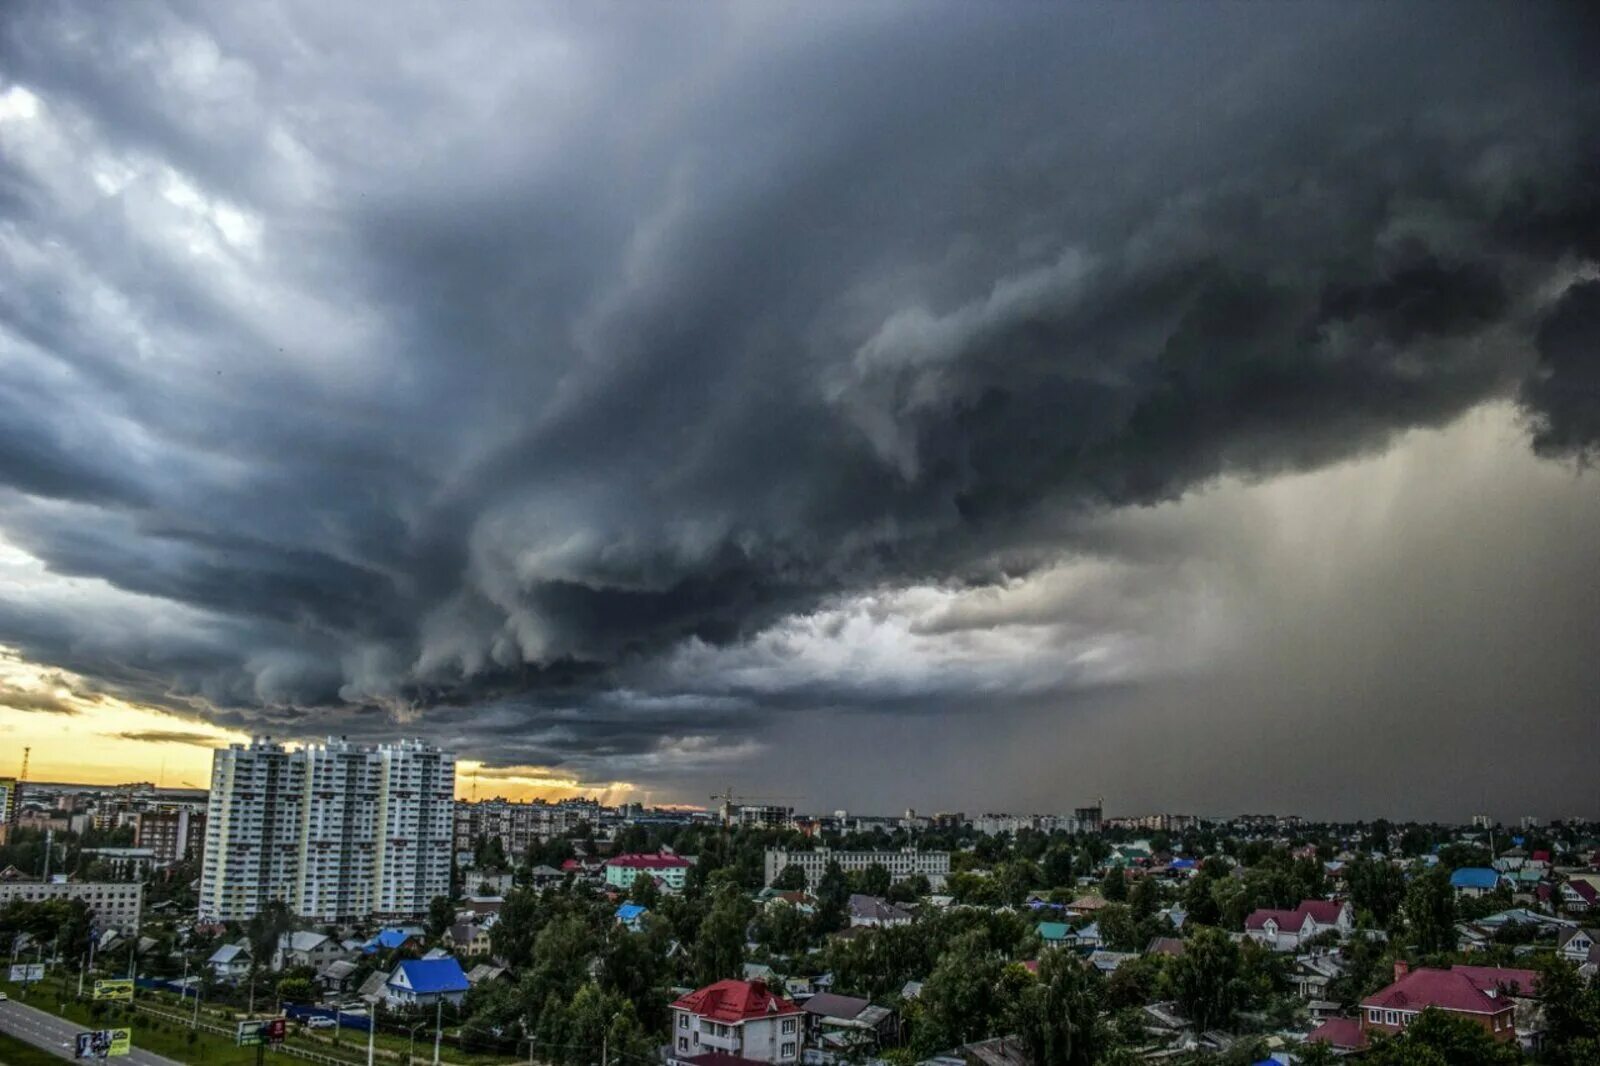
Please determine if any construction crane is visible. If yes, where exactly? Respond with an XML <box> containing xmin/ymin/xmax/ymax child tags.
<box><xmin>9</xmin><ymin>747</ymin><xmax>27</xmax><ymax>829</ymax></box>
<box><xmin>708</xmin><ymin>787</ymin><xmax>792</xmax><ymax>828</ymax></box>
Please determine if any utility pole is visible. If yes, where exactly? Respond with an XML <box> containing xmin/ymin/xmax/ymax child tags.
<box><xmin>367</xmin><ymin>998</ymin><xmax>379</xmax><ymax>1066</ymax></box>
<box><xmin>432</xmin><ymin>997</ymin><xmax>443</xmax><ymax>1066</ymax></box>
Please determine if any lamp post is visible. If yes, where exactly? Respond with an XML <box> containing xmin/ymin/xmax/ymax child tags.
<box><xmin>366</xmin><ymin>998</ymin><xmax>380</xmax><ymax>1066</ymax></box>
<box><xmin>408</xmin><ymin>1020</ymin><xmax>427</xmax><ymax>1066</ymax></box>
<box><xmin>433</xmin><ymin>998</ymin><xmax>443</xmax><ymax>1066</ymax></box>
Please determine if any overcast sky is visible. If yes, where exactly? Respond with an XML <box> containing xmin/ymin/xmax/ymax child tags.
<box><xmin>1</xmin><ymin>3</ymin><xmax>1597</xmax><ymax>820</ymax></box>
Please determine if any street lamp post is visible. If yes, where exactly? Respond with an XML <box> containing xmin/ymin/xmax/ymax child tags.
<box><xmin>366</xmin><ymin>998</ymin><xmax>380</xmax><ymax>1066</ymax></box>
<box><xmin>433</xmin><ymin>999</ymin><xmax>443</xmax><ymax>1066</ymax></box>
<box><xmin>408</xmin><ymin>1020</ymin><xmax>427</xmax><ymax>1066</ymax></box>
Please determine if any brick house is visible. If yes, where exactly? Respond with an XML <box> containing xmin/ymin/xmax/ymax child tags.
<box><xmin>1359</xmin><ymin>962</ymin><xmax>1537</xmax><ymax>1043</ymax></box>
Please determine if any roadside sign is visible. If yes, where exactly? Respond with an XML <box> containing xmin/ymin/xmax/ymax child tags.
<box><xmin>8</xmin><ymin>963</ymin><xmax>44</xmax><ymax>981</ymax></box>
<box><xmin>92</xmin><ymin>979</ymin><xmax>134</xmax><ymax>1001</ymax></box>
<box><xmin>74</xmin><ymin>1029</ymin><xmax>131</xmax><ymax>1058</ymax></box>
<box><xmin>237</xmin><ymin>1019</ymin><xmax>287</xmax><ymax>1047</ymax></box>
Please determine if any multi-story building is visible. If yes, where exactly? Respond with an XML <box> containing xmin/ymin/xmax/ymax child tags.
<box><xmin>669</xmin><ymin>979</ymin><xmax>804</xmax><ymax>1066</ymax></box>
<box><xmin>0</xmin><ymin>881</ymin><xmax>143</xmax><ymax>933</ymax></box>
<box><xmin>0</xmin><ymin>777</ymin><xmax>14</xmax><ymax>844</ymax></box>
<box><xmin>452</xmin><ymin>797</ymin><xmax>599</xmax><ymax>861</ymax></box>
<box><xmin>372</xmin><ymin>739</ymin><xmax>455</xmax><ymax>921</ymax></box>
<box><xmin>199</xmin><ymin>737</ymin><xmax>455</xmax><ymax>923</ymax></box>
<box><xmin>200</xmin><ymin>738</ymin><xmax>304</xmax><ymax>923</ymax></box>
<box><xmin>737</xmin><ymin>805</ymin><xmax>793</xmax><ymax>830</ymax></box>
<box><xmin>605</xmin><ymin>853</ymin><xmax>694</xmax><ymax>892</ymax></box>
<box><xmin>131</xmin><ymin>808</ymin><xmax>207</xmax><ymax>866</ymax></box>
<box><xmin>763</xmin><ymin>847</ymin><xmax>950</xmax><ymax>889</ymax></box>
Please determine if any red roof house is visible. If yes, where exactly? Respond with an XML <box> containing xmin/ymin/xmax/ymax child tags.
<box><xmin>670</xmin><ymin>980</ymin><xmax>804</xmax><ymax>1066</ymax></box>
<box><xmin>1359</xmin><ymin>962</ymin><xmax>1532</xmax><ymax>1043</ymax></box>
<box><xmin>1242</xmin><ymin>899</ymin><xmax>1353</xmax><ymax>950</ymax></box>
<box><xmin>1306</xmin><ymin>1017</ymin><xmax>1368</xmax><ymax>1051</ymax></box>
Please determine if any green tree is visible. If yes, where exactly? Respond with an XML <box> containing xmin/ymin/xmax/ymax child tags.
<box><xmin>1101</xmin><ymin>866</ymin><xmax>1127</xmax><ymax>903</ymax></box>
<box><xmin>1129</xmin><ymin>876</ymin><xmax>1160</xmax><ymax>923</ymax></box>
<box><xmin>426</xmin><ymin>895</ymin><xmax>455</xmax><ymax>940</ymax></box>
<box><xmin>1402</xmin><ymin>868</ymin><xmax>1456</xmax><ymax>954</ymax></box>
<box><xmin>694</xmin><ymin>884</ymin><xmax>753</xmax><ymax>985</ymax></box>
<box><xmin>772</xmin><ymin>864</ymin><xmax>808</xmax><ymax>891</ymax></box>
<box><xmin>1536</xmin><ymin>956</ymin><xmax>1600</xmax><ymax>1066</ymax></box>
<box><xmin>276</xmin><ymin>976</ymin><xmax>315</xmax><ymax>1004</ymax></box>
<box><xmin>1168</xmin><ymin>927</ymin><xmax>1243</xmax><ymax>1031</ymax></box>
<box><xmin>1010</xmin><ymin>950</ymin><xmax>1100</xmax><ymax>1066</ymax></box>
<box><xmin>915</xmin><ymin>930</ymin><xmax>1011</xmax><ymax>1054</ymax></box>
<box><xmin>1346</xmin><ymin>856</ymin><xmax>1408</xmax><ymax>926</ymax></box>
<box><xmin>853</xmin><ymin>863</ymin><xmax>893</xmax><ymax>898</ymax></box>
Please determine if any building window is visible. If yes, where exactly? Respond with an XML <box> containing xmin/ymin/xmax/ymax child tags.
<box><xmin>678</xmin><ymin>1015</ymin><xmax>688</xmax><ymax>1029</ymax></box>
<box><xmin>782</xmin><ymin>1019</ymin><xmax>796</xmax><ymax>1034</ymax></box>
<box><xmin>1384</xmin><ymin>1011</ymin><xmax>1398</xmax><ymax>1026</ymax></box>
<box><xmin>678</xmin><ymin>1039</ymin><xmax>688</xmax><ymax>1052</ymax></box>
<box><xmin>781</xmin><ymin>1045</ymin><xmax>796</xmax><ymax>1059</ymax></box>
<box><xmin>1368</xmin><ymin>1009</ymin><xmax>1381</xmax><ymax>1023</ymax></box>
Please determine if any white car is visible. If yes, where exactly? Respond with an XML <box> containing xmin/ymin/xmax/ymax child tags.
<box><xmin>0</xmin><ymin>991</ymin><xmax>9</xmax><ymax>1002</ymax></box>
<box><xmin>306</xmin><ymin>1016</ymin><xmax>337</xmax><ymax>1030</ymax></box>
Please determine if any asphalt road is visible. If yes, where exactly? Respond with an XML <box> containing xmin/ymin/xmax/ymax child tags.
<box><xmin>0</xmin><ymin>996</ymin><xmax>184</xmax><ymax>1066</ymax></box>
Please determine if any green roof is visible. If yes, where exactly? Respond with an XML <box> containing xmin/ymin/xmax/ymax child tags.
<box><xmin>1037</xmin><ymin>922</ymin><xmax>1071</xmax><ymax>941</ymax></box>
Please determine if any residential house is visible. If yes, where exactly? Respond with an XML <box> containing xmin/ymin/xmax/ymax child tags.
<box><xmin>385</xmin><ymin>957</ymin><xmax>470</xmax><ymax>1009</ymax></box>
<box><xmin>368</xmin><ymin>927</ymin><xmax>423</xmax><ymax>954</ymax></box>
<box><xmin>616</xmin><ymin>903</ymin><xmax>648</xmax><ymax>932</ymax></box>
<box><xmin>1556</xmin><ymin>927</ymin><xmax>1599</xmax><ymax>978</ymax></box>
<box><xmin>1243</xmin><ymin>900</ymin><xmax>1354</xmax><ymax>951</ymax></box>
<box><xmin>1144</xmin><ymin>937</ymin><xmax>1186</xmax><ymax>959</ymax></box>
<box><xmin>274</xmin><ymin>931</ymin><xmax>346</xmax><ymax>973</ymax></box>
<box><xmin>465</xmin><ymin>963</ymin><xmax>508</xmax><ymax>987</ymax></box>
<box><xmin>527</xmin><ymin>865</ymin><xmax>566</xmax><ymax>888</ymax></box>
<box><xmin>848</xmin><ymin>894</ymin><xmax>912</xmax><ymax>928</ymax></box>
<box><xmin>1450</xmin><ymin>868</ymin><xmax>1502</xmax><ymax>898</ymax></box>
<box><xmin>1037</xmin><ymin>922</ymin><xmax>1074</xmax><ymax>949</ymax></box>
<box><xmin>799</xmin><ymin>993</ymin><xmax>896</xmax><ymax>1059</ymax></box>
<box><xmin>444</xmin><ymin>922</ymin><xmax>492</xmax><ymax>957</ymax></box>
<box><xmin>207</xmin><ymin>941</ymin><xmax>252</xmax><ymax>982</ymax></box>
<box><xmin>316</xmin><ymin>959</ymin><xmax>361</xmax><ymax>996</ymax></box>
<box><xmin>1559</xmin><ymin>880</ymin><xmax>1597</xmax><ymax>913</ymax></box>
<box><xmin>1073</xmin><ymin>921</ymin><xmax>1102</xmax><ymax>950</ymax></box>
<box><xmin>668</xmin><ymin>979</ymin><xmax>804</xmax><ymax>1066</ymax></box>
<box><xmin>1306</xmin><ymin>1017</ymin><xmax>1368</xmax><ymax>1054</ymax></box>
<box><xmin>1359</xmin><ymin>962</ymin><xmax>1536</xmax><ymax>1043</ymax></box>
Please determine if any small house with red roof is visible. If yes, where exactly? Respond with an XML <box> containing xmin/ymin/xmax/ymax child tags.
<box><xmin>1359</xmin><ymin>962</ymin><xmax>1537</xmax><ymax>1043</ymax></box>
<box><xmin>1306</xmin><ymin>1016</ymin><xmax>1368</xmax><ymax>1054</ymax></box>
<box><xmin>1242</xmin><ymin>899</ymin><xmax>1353</xmax><ymax>951</ymax></box>
<box><xmin>1558</xmin><ymin>879</ymin><xmax>1596</xmax><ymax>913</ymax></box>
<box><xmin>670</xmin><ymin>979</ymin><xmax>805</xmax><ymax>1066</ymax></box>
<box><xmin>605</xmin><ymin>852</ymin><xmax>694</xmax><ymax>893</ymax></box>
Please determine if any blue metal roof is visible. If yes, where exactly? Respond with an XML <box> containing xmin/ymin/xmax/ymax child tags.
<box><xmin>616</xmin><ymin>903</ymin><xmax>647</xmax><ymax>921</ymax></box>
<box><xmin>392</xmin><ymin>958</ymin><xmax>469</xmax><ymax>995</ymax></box>
<box><xmin>371</xmin><ymin>929</ymin><xmax>414</xmax><ymax>950</ymax></box>
<box><xmin>1449</xmin><ymin>867</ymin><xmax>1500</xmax><ymax>889</ymax></box>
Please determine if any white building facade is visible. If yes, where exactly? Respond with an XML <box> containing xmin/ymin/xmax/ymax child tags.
<box><xmin>763</xmin><ymin>847</ymin><xmax>949</xmax><ymax>888</ymax></box>
<box><xmin>199</xmin><ymin>737</ymin><xmax>455</xmax><ymax>923</ymax></box>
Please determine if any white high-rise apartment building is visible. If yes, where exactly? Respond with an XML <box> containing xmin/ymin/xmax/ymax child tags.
<box><xmin>373</xmin><ymin>739</ymin><xmax>455</xmax><ymax>919</ymax></box>
<box><xmin>199</xmin><ymin>737</ymin><xmax>455</xmax><ymax>923</ymax></box>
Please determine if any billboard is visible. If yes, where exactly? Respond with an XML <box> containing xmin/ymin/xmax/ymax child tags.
<box><xmin>92</xmin><ymin>979</ymin><xmax>134</xmax><ymax>1001</ymax></box>
<box><xmin>74</xmin><ymin>1029</ymin><xmax>131</xmax><ymax>1059</ymax></box>
<box><xmin>236</xmin><ymin>1019</ymin><xmax>287</xmax><ymax>1047</ymax></box>
<box><xmin>8</xmin><ymin>963</ymin><xmax>44</xmax><ymax>981</ymax></box>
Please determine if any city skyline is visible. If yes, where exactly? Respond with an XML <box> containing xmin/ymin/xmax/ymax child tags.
<box><xmin>1</xmin><ymin>4</ymin><xmax>1599</xmax><ymax>820</ymax></box>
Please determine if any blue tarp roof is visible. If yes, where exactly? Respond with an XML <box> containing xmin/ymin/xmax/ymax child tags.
<box><xmin>1450</xmin><ymin>867</ymin><xmax>1500</xmax><ymax>889</ymax></box>
<box><xmin>392</xmin><ymin>958</ymin><xmax>470</xmax><ymax>995</ymax></box>
<box><xmin>616</xmin><ymin>903</ymin><xmax>647</xmax><ymax>921</ymax></box>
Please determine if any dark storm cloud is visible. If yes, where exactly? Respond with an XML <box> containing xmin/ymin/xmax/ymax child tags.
<box><xmin>1</xmin><ymin>1</ymin><xmax>1598</xmax><ymax>806</ymax></box>
<box><xmin>113</xmin><ymin>729</ymin><xmax>223</xmax><ymax>746</ymax></box>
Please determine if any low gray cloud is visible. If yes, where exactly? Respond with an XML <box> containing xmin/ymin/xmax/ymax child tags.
<box><xmin>0</xmin><ymin>2</ymin><xmax>1597</xmax><ymax>813</ymax></box>
<box><xmin>113</xmin><ymin>729</ymin><xmax>224</xmax><ymax>747</ymax></box>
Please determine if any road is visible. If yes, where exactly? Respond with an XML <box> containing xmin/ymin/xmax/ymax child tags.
<box><xmin>0</xmin><ymin>996</ymin><xmax>185</xmax><ymax>1066</ymax></box>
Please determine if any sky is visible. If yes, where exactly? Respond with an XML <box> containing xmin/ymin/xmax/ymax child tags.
<box><xmin>0</xmin><ymin>3</ymin><xmax>1598</xmax><ymax>821</ymax></box>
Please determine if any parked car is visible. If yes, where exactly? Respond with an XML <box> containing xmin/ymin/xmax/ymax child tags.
<box><xmin>306</xmin><ymin>1016</ymin><xmax>337</xmax><ymax>1030</ymax></box>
